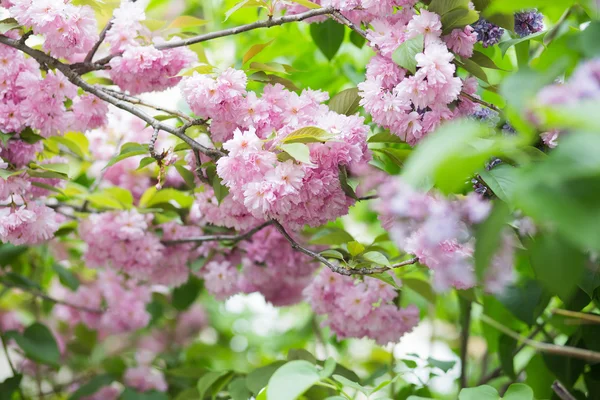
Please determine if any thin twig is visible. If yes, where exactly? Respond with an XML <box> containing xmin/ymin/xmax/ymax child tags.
<box><xmin>162</xmin><ymin>221</ymin><xmax>274</xmax><ymax>245</ymax></box>
<box><xmin>481</xmin><ymin>314</ymin><xmax>600</xmax><ymax>362</ymax></box>
<box><xmin>0</xmin><ymin>35</ymin><xmax>224</xmax><ymax>160</ymax></box>
<box><xmin>101</xmin><ymin>88</ymin><xmax>194</xmax><ymax>122</ymax></box>
<box><xmin>84</xmin><ymin>20</ymin><xmax>113</xmax><ymax>63</ymax></box>
<box><xmin>552</xmin><ymin>309</ymin><xmax>600</xmax><ymax>325</ymax></box>
<box><xmin>272</xmin><ymin>220</ymin><xmax>418</xmax><ymax>276</ymax></box>
<box><xmin>331</xmin><ymin>11</ymin><xmax>369</xmax><ymax>40</ymax></box>
<box><xmin>552</xmin><ymin>381</ymin><xmax>576</xmax><ymax>400</ymax></box>
<box><xmin>90</xmin><ymin>7</ymin><xmax>337</xmax><ymax>68</ymax></box>
<box><xmin>0</xmin><ymin>281</ymin><xmax>103</xmax><ymax>314</ymax></box>
<box><xmin>358</xmin><ymin>195</ymin><xmax>378</xmax><ymax>201</ymax></box>
<box><xmin>149</xmin><ymin>127</ymin><xmax>161</xmax><ymax>161</ymax></box>
<box><xmin>460</xmin><ymin>92</ymin><xmax>500</xmax><ymax>112</ymax></box>
<box><xmin>478</xmin><ymin>324</ymin><xmax>544</xmax><ymax>384</ymax></box>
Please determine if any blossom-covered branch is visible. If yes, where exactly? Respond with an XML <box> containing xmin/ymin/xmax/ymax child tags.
<box><xmin>162</xmin><ymin>221</ymin><xmax>273</xmax><ymax>245</ymax></box>
<box><xmin>0</xmin><ymin>34</ymin><xmax>224</xmax><ymax>160</ymax></box>
<box><xmin>87</xmin><ymin>6</ymin><xmax>337</xmax><ymax>71</ymax></box>
<box><xmin>272</xmin><ymin>220</ymin><xmax>417</xmax><ymax>276</ymax></box>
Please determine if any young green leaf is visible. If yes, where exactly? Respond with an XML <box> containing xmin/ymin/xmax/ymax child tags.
<box><xmin>266</xmin><ymin>361</ymin><xmax>321</xmax><ymax>400</ymax></box>
<box><xmin>243</xmin><ymin>39</ymin><xmax>275</xmax><ymax>64</ymax></box>
<box><xmin>328</xmin><ymin>87</ymin><xmax>361</xmax><ymax>115</ymax></box>
<box><xmin>310</xmin><ymin>19</ymin><xmax>345</xmax><ymax>60</ymax></box>
<box><xmin>392</xmin><ymin>34</ymin><xmax>424</xmax><ymax>74</ymax></box>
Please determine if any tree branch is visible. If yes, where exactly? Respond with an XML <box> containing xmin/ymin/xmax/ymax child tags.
<box><xmin>481</xmin><ymin>314</ymin><xmax>600</xmax><ymax>362</ymax></box>
<box><xmin>552</xmin><ymin>381</ymin><xmax>576</xmax><ymax>400</ymax></box>
<box><xmin>460</xmin><ymin>92</ymin><xmax>500</xmax><ymax>112</ymax></box>
<box><xmin>0</xmin><ymin>281</ymin><xmax>103</xmax><ymax>314</ymax></box>
<box><xmin>0</xmin><ymin>34</ymin><xmax>224</xmax><ymax>160</ymax></box>
<box><xmin>272</xmin><ymin>220</ymin><xmax>417</xmax><ymax>276</ymax></box>
<box><xmin>84</xmin><ymin>20</ymin><xmax>113</xmax><ymax>63</ymax></box>
<box><xmin>162</xmin><ymin>221</ymin><xmax>274</xmax><ymax>245</ymax></box>
<box><xmin>90</xmin><ymin>7</ymin><xmax>336</xmax><ymax>69</ymax></box>
<box><xmin>459</xmin><ymin>298</ymin><xmax>472</xmax><ymax>389</ymax></box>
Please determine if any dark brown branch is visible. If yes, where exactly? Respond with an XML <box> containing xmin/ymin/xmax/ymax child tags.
<box><xmin>163</xmin><ymin>221</ymin><xmax>274</xmax><ymax>245</ymax></box>
<box><xmin>149</xmin><ymin>127</ymin><xmax>161</xmax><ymax>160</ymax></box>
<box><xmin>331</xmin><ymin>11</ymin><xmax>368</xmax><ymax>40</ymax></box>
<box><xmin>84</xmin><ymin>20</ymin><xmax>113</xmax><ymax>63</ymax></box>
<box><xmin>272</xmin><ymin>220</ymin><xmax>418</xmax><ymax>276</ymax></box>
<box><xmin>0</xmin><ymin>34</ymin><xmax>224</xmax><ymax>160</ymax></box>
<box><xmin>460</xmin><ymin>92</ymin><xmax>500</xmax><ymax>112</ymax></box>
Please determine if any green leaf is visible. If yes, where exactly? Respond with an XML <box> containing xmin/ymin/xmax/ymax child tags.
<box><xmin>267</xmin><ymin>361</ymin><xmax>321</xmax><ymax>400</ymax></box>
<box><xmin>250</xmin><ymin>62</ymin><xmax>289</xmax><ymax>74</ymax></box>
<box><xmin>19</xmin><ymin>128</ymin><xmax>44</xmax><ymax>144</ymax></box>
<box><xmin>503</xmin><ymin>383</ymin><xmax>534</xmax><ymax>400</ymax></box>
<box><xmin>224</xmin><ymin>0</ymin><xmax>267</xmax><ymax>21</ymax></box>
<box><xmin>31</xmin><ymin>182</ymin><xmax>66</xmax><ymax>196</ymax></box>
<box><xmin>368</xmin><ymin>131</ymin><xmax>405</xmax><ymax>143</ymax></box>
<box><xmin>288</xmin><ymin>349</ymin><xmax>317</xmax><ymax>364</ymax></box>
<box><xmin>310</xmin><ymin>19</ymin><xmax>345</xmax><ymax>60</ymax></box>
<box><xmin>137</xmin><ymin>157</ymin><xmax>156</xmax><ymax>171</ymax></box>
<box><xmin>328</xmin><ymin>88</ymin><xmax>360</xmax><ymax>115</ymax></box>
<box><xmin>282</xmin><ymin>127</ymin><xmax>334</xmax><ymax>144</ymax></box>
<box><xmin>229</xmin><ymin>377</ymin><xmax>251</xmax><ymax>400</ymax></box>
<box><xmin>310</xmin><ymin>228</ymin><xmax>354</xmax><ymax>245</ymax></box>
<box><xmin>320</xmin><ymin>358</ymin><xmax>336</xmax><ymax>379</ymax></box>
<box><xmin>175</xmin><ymin>164</ymin><xmax>196</xmax><ymax>188</ymax></box>
<box><xmin>347</xmin><ymin>241</ymin><xmax>365</xmax><ymax>257</ymax></box>
<box><xmin>320</xmin><ymin>249</ymin><xmax>345</xmax><ymax>261</ymax></box>
<box><xmin>427</xmin><ymin>357</ymin><xmax>456</xmax><ymax>373</ymax></box>
<box><xmin>402</xmin><ymin>278</ymin><xmax>436</xmax><ymax>304</ymax></box>
<box><xmin>474</xmin><ymin>200</ymin><xmax>511</xmax><ymax>282</ymax></box>
<box><xmin>338</xmin><ymin>165</ymin><xmax>358</xmax><ymax>200</ymax></box>
<box><xmin>0</xmin><ymin>18</ymin><xmax>19</xmax><ymax>34</ymax></box>
<box><xmin>172</xmin><ymin>277</ymin><xmax>202</xmax><ymax>311</ymax></box>
<box><xmin>441</xmin><ymin>8</ymin><xmax>479</xmax><ymax>33</ymax></box>
<box><xmin>69</xmin><ymin>375</ymin><xmax>113</xmax><ymax>400</ymax></box>
<box><xmin>140</xmin><ymin>187</ymin><xmax>194</xmax><ymax>209</ymax></box>
<box><xmin>478</xmin><ymin>165</ymin><xmax>517</xmax><ymax>203</ymax></box>
<box><xmin>498</xmin><ymin>334</ymin><xmax>517</xmax><ymax>379</ymax></box>
<box><xmin>498</xmin><ymin>30</ymin><xmax>546</xmax><ymax>56</ymax></box>
<box><xmin>498</xmin><ymin>280</ymin><xmax>549</xmax><ymax>326</ymax></box>
<box><xmin>350</xmin><ymin>30</ymin><xmax>366</xmax><ymax>48</ymax></box>
<box><xmin>362</xmin><ymin>251</ymin><xmax>391</xmax><ymax>267</ymax></box>
<box><xmin>372</xmin><ymin>148</ymin><xmax>412</xmax><ymax>167</ymax></box>
<box><xmin>455</xmin><ymin>57</ymin><xmax>489</xmax><ymax>83</ymax></box>
<box><xmin>279</xmin><ymin>143</ymin><xmax>312</xmax><ymax>164</ymax></box>
<box><xmin>392</xmin><ymin>34</ymin><xmax>424</xmax><ymax>74</ymax></box>
<box><xmin>52</xmin><ymin>264</ymin><xmax>79</xmax><ymax>291</ymax></box>
<box><xmin>120</xmin><ymin>388</ymin><xmax>169</xmax><ymax>400</ymax></box>
<box><xmin>288</xmin><ymin>0</ymin><xmax>321</xmax><ymax>8</ymax></box>
<box><xmin>458</xmin><ymin>385</ymin><xmax>500</xmax><ymax>400</ymax></box>
<box><xmin>580</xmin><ymin>21</ymin><xmax>600</xmax><ymax>58</ymax></box>
<box><xmin>0</xmin><ymin>375</ymin><xmax>22</xmax><ymax>400</ymax></box>
<box><xmin>246</xmin><ymin>362</ymin><xmax>286</xmax><ymax>395</ymax></box>
<box><xmin>197</xmin><ymin>371</ymin><xmax>230</xmax><ymax>399</ymax></box>
<box><xmin>9</xmin><ymin>323</ymin><xmax>60</xmax><ymax>366</ymax></box>
<box><xmin>104</xmin><ymin>142</ymin><xmax>148</xmax><ymax>169</ymax></box>
<box><xmin>470</xmin><ymin>51</ymin><xmax>505</xmax><ymax>70</ymax></box>
<box><xmin>401</xmin><ymin>119</ymin><xmax>493</xmax><ymax>193</ymax></box>
<box><xmin>167</xmin><ymin>15</ymin><xmax>207</xmax><ymax>29</ymax></box>
<box><xmin>332</xmin><ymin>374</ymin><xmax>367</xmax><ymax>394</ymax></box>
<box><xmin>177</xmin><ymin>64</ymin><xmax>214</xmax><ymax>77</ymax></box>
<box><xmin>0</xmin><ymin>244</ymin><xmax>27</xmax><ymax>267</ymax></box>
<box><xmin>243</xmin><ymin>39</ymin><xmax>275</xmax><ymax>64</ymax></box>
<box><xmin>212</xmin><ymin>175</ymin><xmax>229</xmax><ymax>204</ymax></box>
<box><xmin>530</xmin><ymin>233</ymin><xmax>586</xmax><ymax>302</ymax></box>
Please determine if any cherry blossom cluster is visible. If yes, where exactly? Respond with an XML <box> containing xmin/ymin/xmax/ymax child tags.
<box><xmin>79</xmin><ymin>210</ymin><xmax>204</xmax><ymax>286</ymax></box>
<box><xmin>103</xmin><ymin>1</ymin><xmax>197</xmax><ymax>94</ymax></box>
<box><xmin>7</xmin><ymin>0</ymin><xmax>98</xmax><ymax>60</ymax></box>
<box><xmin>200</xmin><ymin>226</ymin><xmax>318</xmax><ymax>306</ymax></box>
<box><xmin>358</xmin><ymin>9</ymin><xmax>480</xmax><ymax>145</ymax></box>
<box><xmin>181</xmin><ymin>69</ymin><xmax>370</xmax><ymax>228</ymax></box>
<box><xmin>536</xmin><ymin>57</ymin><xmax>600</xmax><ymax>148</ymax></box>
<box><xmin>304</xmin><ymin>268</ymin><xmax>419</xmax><ymax>345</ymax></box>
<box><xmin>53</xmin><ymin>270</ymin><xmax>152</xmax><ymax>337</ymax></box>
<box><xmin>377</xmin><ymin>178</ymin><xmax>516</xmax><ymax>293</ymax></box>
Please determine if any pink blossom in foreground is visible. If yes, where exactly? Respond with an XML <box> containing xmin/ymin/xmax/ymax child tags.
<box><xmin>377</xmin><ymin>178</ymin><xmax>515</xmax><ymax>293</ymax></box>
<box><xmin>305</xmin><ymin>268</ymin><xmax>419</xmax><ymax>345</ymax></box>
